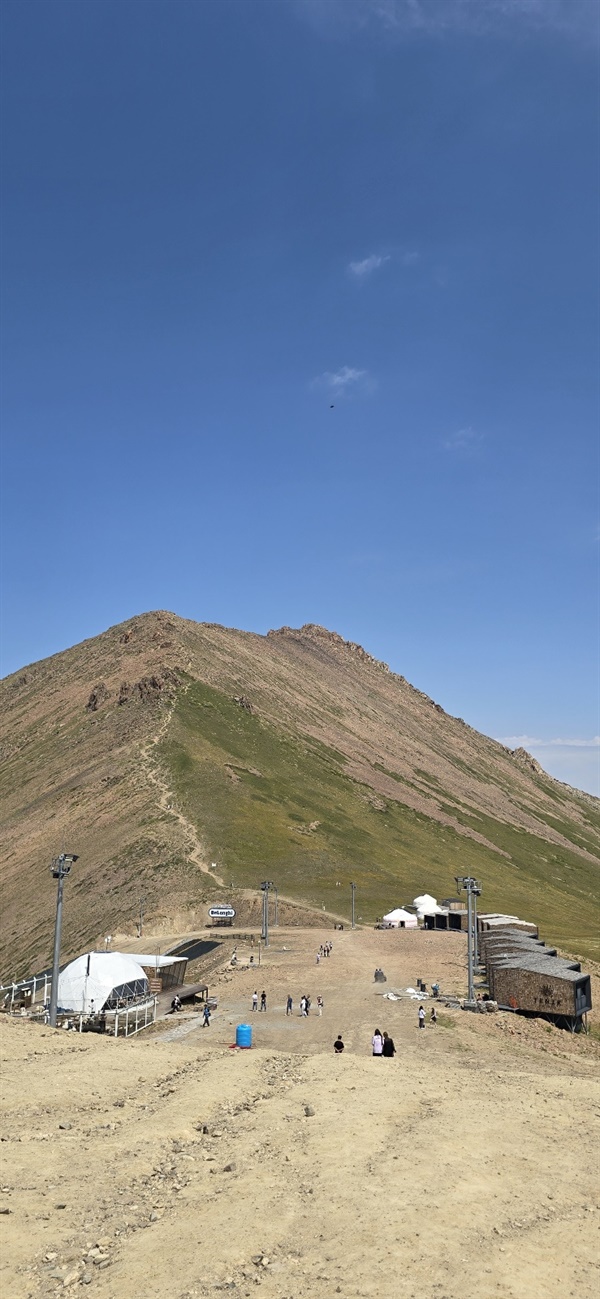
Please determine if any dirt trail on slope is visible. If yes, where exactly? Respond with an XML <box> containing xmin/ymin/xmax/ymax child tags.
<box><xmin>1</xmin><ymin>928</ymin><xmax>598</xmax><ymax>1299</ymax></box>
<box><xmin>138</xmin><ymin>689</ymin><xmax>225</xmax><ymax>889</ymax></box>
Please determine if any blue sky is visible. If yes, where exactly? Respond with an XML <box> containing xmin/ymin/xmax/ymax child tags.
<box><xmin>1</xmin><ymin>0</ymin><xmax>598</xmax><ymax>793</ymax></box>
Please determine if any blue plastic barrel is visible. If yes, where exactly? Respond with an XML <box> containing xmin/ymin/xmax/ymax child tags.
<box><xmin>236</xmin><ymin>1023</ymin><xmax>252</xmax><ymax>1048</ymax></box>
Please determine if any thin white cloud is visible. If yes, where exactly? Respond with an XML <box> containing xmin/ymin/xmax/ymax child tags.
<box><xmin>311</xmin><ymin>365</ymin><xmax>372</xmax><ymax>395</ymax></box>
<box><xmin>401</xmin><ymin>250</ymin><xmax>419</xmax><ymax>266</ymax></box>
<box><xmin>497</xmin><ymin>735</ymin><xmax>600</xmax><ymax>795</ymax></box>
<box><xmin>348</xmin><ymin>253</ymin><xmax>390</xmax><ymax>278</ymax></box>
<box><xmin>296</xmin><ymin>0</ymin><xmax>598</xmax><ymax>43</ymax></box>
<box><xmin>498</xmin><ymin>736</ymin><xmax>600</xmax><ymax>750</ymax></box>
<box><xmin>443</xmin><ymin>425</ymin><xmax>483</xmax><ymax>453</ymax></box>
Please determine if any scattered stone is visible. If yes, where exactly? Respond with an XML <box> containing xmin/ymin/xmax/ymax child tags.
<box><xmin>58</xmin><ymin>1123</ymin><xmax>72</xmax><ymax>1131</ymax></box>
<box><xmin>0</xmin><ymin>1207</ymin><xmax>11</xmax><ymax>1215</ymax></box>
<box><xmin>223</xmin><ymin>1163</ymin><xmax>236</xmax><ymax>1173</ymax></box>
<box><xmin>82</xmin><ymin>1275</ymin><xmax>93</xmax><ymax>1286</ymax></box>
<box><xmin>304</xmin><ymin>1106</ymin><xmax>315</xmax><ymax>1117</ymax></box>
<box><xmin>54</xmin><ymin>1203</ymin><xmax>67</xmax><ymax>1210</ymax></box>
<box><xmin>63</xmin><ymin>1268</ymin><xmax>80</xmax><ymax>1286</ymax></box>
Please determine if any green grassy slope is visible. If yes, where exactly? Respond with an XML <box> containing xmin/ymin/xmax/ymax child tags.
<box><xmin>160</xmin><ymin>679</ymin><xmax>600</xmax><ymax>962</ymax></box>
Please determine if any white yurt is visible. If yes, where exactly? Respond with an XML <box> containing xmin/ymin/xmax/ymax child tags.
<box><xmin>57</xmin><ymin>952</ymin><xmax>149</xmax><ymax>1015</ymax></box>
<box><xmin>413</xmin><ymin>893</ymin><xmax>446</xmax><ymax>920</ymax></box>
<box><xmin>382</xmin><ymin>908</ymin><xmax>418</xmax><ymax>929</ymax></box>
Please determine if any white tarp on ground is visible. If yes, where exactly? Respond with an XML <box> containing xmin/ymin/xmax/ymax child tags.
<box><xmin>382</xmin><ymin>908</ymin><xmax>418</xmax><ymax>929</ymax></box>
<box><xmin>57</xmin><ymin>952</ymin><xmax>149</xmax><ymax>1015</ymax></box>
<box><xmin>413</xmin><ymin>893</ymin><xmax>446</xmax><ymax>919</ymax></box>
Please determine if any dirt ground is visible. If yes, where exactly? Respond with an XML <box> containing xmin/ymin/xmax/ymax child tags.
<box><xmin>1</xmin><ymin>927</ymin><xmax>599</xmax><ymax>1299</ymax></box>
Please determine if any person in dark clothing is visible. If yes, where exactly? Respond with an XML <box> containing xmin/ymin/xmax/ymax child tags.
<box><xmin>260</xmin><ymin>990</ymin><xmax>267</xmax><ymax>1011</ymax></box>
<box><xmin>334</xmin><ymin>1035</ymin><xmax>345</xmax><ymax>1053</ymax></box>
<box><xmin>286</xmin><ymin>995</ymin><xmax>293</xmax><ymax>1015</ymax></box>
<box><xmin>382</xmin><ymin>1031</ymin><xmax>396</xmax><ymax>1057</ymax></box>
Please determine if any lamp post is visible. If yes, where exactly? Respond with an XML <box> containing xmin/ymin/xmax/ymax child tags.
<box><xmin>351</xmin><ymin>882</ymin><xmax>356</xmax><ymax>930</ymax></box>
<box><xmin>455</xmin><ymin>875</ymin><xmax>482</xmax><ymax>1003</ymax></box>
<box><xmin>49</xmin><ymin>853</ymin><xmax>78</xmax><ymax>1028</ymax></box>
<box><xmin>260</xmin><ymin>881</ymin><xmax>274</xmax><ymax>947</ymax></box>
<box><xmin>273</xmin><ymin>885</ymin><xmax>278</xmax><ymax>927</ymax></box>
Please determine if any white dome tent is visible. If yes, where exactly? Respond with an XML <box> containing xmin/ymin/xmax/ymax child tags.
<box><xmin>57</xmin><ymin>952</ymin><xmax>149</xmax><ymax>1016</ymax></box>
<box><xmin>413</xmin><ymin>894</ymin><xmax>446</xmax><ymax>921</ymax></box>
<box><xmin>382</xmin><ymin>908</ymin><xmax>418</xmax><ymax>929</ymax></box>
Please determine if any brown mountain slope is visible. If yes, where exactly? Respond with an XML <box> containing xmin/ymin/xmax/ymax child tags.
<box><xmin>1</xmin><ymin>610</ymin><xmax>598</xmax><ymax>978</ymax></box>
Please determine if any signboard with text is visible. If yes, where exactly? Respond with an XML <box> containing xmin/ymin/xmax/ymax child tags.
<box><xmin>208</xmin><ymin>906</ymin><xmax>236</xmax><ymax>920</ymax></box>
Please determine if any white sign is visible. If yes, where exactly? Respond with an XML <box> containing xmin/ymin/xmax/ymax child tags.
<box><xmin>208</xmin><ymin>906</ymin><xmax>236</xmax><ymax>919</ymax></box>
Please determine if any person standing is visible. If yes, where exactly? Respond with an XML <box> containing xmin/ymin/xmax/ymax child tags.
<box><xmin>202</xmin><ymin>1004</ymin><xmax>211</xmax><ymax>1028</ymax></box>
<box><xmin>418</xmin><ymin>1005</ymin><xmax>426</xmax><ymax>1029</ymax></box>
<box><xmin>372</xmin><ymin>1028</ymin><xmax>384</xmax><ymax>1057</ymax></box>
<box><xmin>334</xmin><ymin>1034</ymin><xmax>344</xmax><ymax>1054</ymax></box>
<box><xmin>300</xmin><ymin>996</ymin><xmax>307</xmax><ymax>1017</ymax></box>
<box><xmin>430</xmin><ymin>1006</ymin><xmax>437</xmax><ymax>1025</ymax></box>
<box><xmin>260</xmin><ymin>990</ymin><xmax>267</xmax><ymax>1012</ymax></box>
<box><xmin>317</xmin><ymin>996</ymin><xmax>323</xmax><ymax>1016</ymax></box>
<box><xmin>252</xmin><ymin>990</ymin><xmax>258</xmax><ymax>1012</ymax></box>
<box><xmin>382</xmin><ymin>1031</ymin><xmax>396</xmax><ymax>1057</ymax></box>
<box><xmin>286</xmin><ymin>995</ymin><xmax>293</xmax><ymax>1016</ymax></box>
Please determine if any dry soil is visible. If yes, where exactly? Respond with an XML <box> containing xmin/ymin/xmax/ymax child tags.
<box><xmin>1</xmin><ymin>927</ymin><xmax>599</xmax><ymax>1299</ymax></box>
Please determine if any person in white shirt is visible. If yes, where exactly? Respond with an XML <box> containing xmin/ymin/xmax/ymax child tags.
<box><xmin>372</xmin><ymin>1029</ymin><xmax>384</xmax><ymax>1056</ymax></box>
<box><xmin>252</xmin><ymin>991</ymin><xmax>258</xmax><ymax>1012</ymax></box>
<box><xmin>418</xmin><ymin>1005</ymin><xmax>426</xmax><ymax>1029</ymax></box>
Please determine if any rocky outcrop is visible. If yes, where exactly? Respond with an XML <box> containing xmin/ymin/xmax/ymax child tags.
<box><xmin>268</xmin><ymin>623</ymin><xmax>390</xmax><ymax>673</ymax></box>
<box><xmin>117</xmin><ymin>668</ymin><xmax>181</xmax><ymax>706</ymax></box>
<box><xmin>511</xmin><ymin>747</ymin><xmax>544</xmax><ymax>776</ymax></box>
<box><xmin>85</xmin><ymin>683</ymin><xmax>110</xmax><ymax>712</ymax></box>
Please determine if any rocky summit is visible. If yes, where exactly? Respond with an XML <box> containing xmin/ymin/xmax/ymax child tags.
<box><xmin>1</xmin><ymin>611</ymin><xmax>598</xmax><ymax>977</ymax></box>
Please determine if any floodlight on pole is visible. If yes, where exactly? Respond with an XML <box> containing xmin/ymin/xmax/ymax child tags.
<box><xmin>48</xmin><ymin>853</ymin><xmax>78</xmax><ymax>1028</ymax></box>
<box><xmin>454</xmin><ymin>875</ymin><xmax>482</xmax><ymax>1003</ymax></box>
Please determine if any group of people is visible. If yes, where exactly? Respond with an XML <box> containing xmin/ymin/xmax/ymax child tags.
<box><xmin>418</xmin><ymin>1004</ymin><xmax>437</xmax><ymax>1028</ymax></box>
<box><xmin>171</xmin><ymin>993</ymin><xmax>212</xmax><ymax>1026</ymax></box>
<box><xmin>252</xmin><ymin>991</ymin><xmax>324</xmax><ymax>1016</ymax></box>
<box><xmin>371</xmin><ymin>1029</ymin><xmax>396</xmax><ymax>1056</ymax></box>
<box><xmin>316</xmin><ymin>942</ymin><xmax>333</xmax><ymax>964</ymax></box>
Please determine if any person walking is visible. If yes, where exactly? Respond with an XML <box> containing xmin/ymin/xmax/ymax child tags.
<box><xmin>300</xmin><ymin>996</ymin><xmax>307</xmax><ymax>1017</ymax></box>
<box><xmin>317</xmin><ymin>996</ymin><xmax>323</xmax><ymax>1016</ymax></box>
<box><xmin>334</xmin><ymin>1034</ymin><xmax>344</xmax><ymax>1054</ymax></box>
<box><xmin>430</xmin><ymin>1006</ymin><xmax>437</xmax><ymax>1025</ymax></box>
<box><xmin>260</xmin><ymin>990</ymin><xmax>267</xmax><ymax>1012</ymax></box>
<box><xmin>286</xmin><ymin>995</ymin><xmax>293</xmax><ymax>1016</ymax></box>
<box><xmin>202</xmin><ymin>1004</ymin><xmax>211</xmax><ymax>1028</ymax></box>
<box><xmin>372</xmin><ymin>1028</ymin><xmax>384</xmax><ymax>1057</ymax></box>
<box><xmin>316</xmin><ymin>953</ymin><xmax>321</xmax><ymax>965</ymax></box>
<box><xmin>305</xmin><ymin>995</ymin><xmax>311</xmax><ymax>1015</ymax></box>
<box><xmin>252</xmin><ymin>990</ymin><xmax>258</xmax><ymax>1012</ymax></box>
<box><xmin>382</xmin><ymin>1031</ymin><xmax>396</xmax><ymax>1057</ymax></box>
<box><xmin>418</xmin><ymin>1005</ymin><xmax>426</xmax><ymax>1029</ymax></box>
